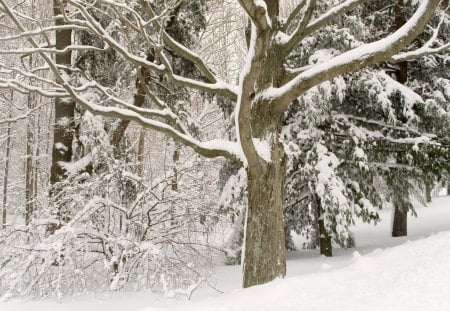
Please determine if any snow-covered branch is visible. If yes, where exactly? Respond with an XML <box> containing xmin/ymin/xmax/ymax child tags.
<box><xmin>272</xmin><ymin>0</ymin><xmax>441</xmax><ymax>112</ymax></box>
<box><xmin>391</xmin><ymin>13</ymin><xmax>450</xmax><ymax>62</ymax></box>
<box><xmin>237</xmin><ymin>0</ymin><xmax>272</xmax><ymax>32</ymax></box>
<box><xmin>66</xmin><ymin>0</ymin><xmax>237</xmax><ymax>100</ymax></box>
<box><xmin>0</xmin><ymin>0</ymin><xmax>242</xmax><ymax>163</ymax></box>
<box><xmin>283</xmin><ymin>0</ymin><xmax>370</xmax><ymax>53</ymax></box>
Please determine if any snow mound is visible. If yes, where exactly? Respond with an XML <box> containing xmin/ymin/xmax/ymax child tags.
<box><xmin>145</xmin><ymin>231</ymin><xmax>450</xmax><ymax>311</ymax></box>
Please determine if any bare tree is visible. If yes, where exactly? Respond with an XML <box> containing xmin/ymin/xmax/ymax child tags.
<box><xmin>2</xmin><ymin>113</ymin><xmax>11</xmax><ymax>229</ymax></box>
<box><xmin>0</xmin><ymin>0</ymin><xmax>448</xmax><ymax>287</ymax></box>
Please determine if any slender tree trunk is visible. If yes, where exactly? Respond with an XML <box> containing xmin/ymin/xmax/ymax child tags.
<box><xmin>314</xmin><ymin>195</ymin><xmax>332</xmax><ymax>257</ymax></box>
<box><xmin>391</xmin><ymin>0</ymin><xmax>408</xmax><ymax>237</ymax></box>
<box><xmin>25</xmin><ymin>94</ymin><xmax>35</xmax><ymax>225</ymax></box>
<box><xmin>50</xmin><ymin>0</ymin><xmax>75</xmax><ymax>185</ymax></box>
<box><xmin>2</xmin><ymin>117</ymin><xmax>11</xmax><ymax>229</ymax></box>
<box><xmin>243</xmin><ymin>143</ymin><xmax>286</xmax><ymax>288</ymax></box>
<box><xmin>425</xmin><ymin>182</ymin><xmax>432</xmax><ymax>203</ymax></box>
<box><xmin>392</xmin><ymin>203</ymin><xmax>407</xmax><ymax>237</ymax></box>
<box><xmin>171</xmin><ymin>148</ymin><xmax>179</xmax><ymax>191</ymax></box>
<box><xmin>392</xmin><ymin>151</ymin><xmax>408</xmax><ymax>237</ymax></box>
<box><xmin>137</xmin><ymin>129</ymin><xmax>145</xmax><ymax>175</ymax></box>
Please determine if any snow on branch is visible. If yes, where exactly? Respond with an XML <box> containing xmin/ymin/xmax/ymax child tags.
<box><xmin>391</xmin><ymin>12</ymin><xmax>450</xmax><ymax>62</ymax></box>
<box><xmin>237</xmin><ymin>0</ymin><xmax>272</xmax><ymax>32</ymax></box>
<box><xmin>272</xmin><ymin>0</ymin><xmax>441</xmax><ymax>112</ymax></box>
<box><xmin>141</xmin><ymin>0</ymin><xmax>237</xmax><ymax>95</ymax></box>
<box><xmin>66</xmin><ymin>0</ymin><xmax>238</xmax><ymax>100</ymax></box>
<box><xmin>283</xmin><ymin>0</ymin><xmax>370</xmax><ymax>53</ymax></box>
<box><xmin>0</xmin><ymin>0</ymin><xmax>243</xmax><ymax>163</ymax></box>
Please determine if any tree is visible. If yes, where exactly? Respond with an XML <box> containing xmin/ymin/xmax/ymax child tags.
<box><xmin>50</xmin><ymin>0</ymin><xmax>76</xmax><ymax>185</ymax></box>
<box><xmin>283</xmin><ymin>0</ymin><xmax>450</xmax><ymax>251</ymax></box>
<box><xmin>0</xmin><ymin>0</ymin><xmax>448</xmax><ymax>288</ymax></box>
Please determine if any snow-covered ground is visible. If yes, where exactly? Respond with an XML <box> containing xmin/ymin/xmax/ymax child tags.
<box><xmin>2</xmin><ymin>196</ymin><xmax>449</xmax><ymax>311</ymax></box>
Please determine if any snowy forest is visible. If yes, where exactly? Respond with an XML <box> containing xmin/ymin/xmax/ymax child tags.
<box><xmin>0</xmin><ymin>0</ymin><xmax>449</xmax><ymax>310</ymax></box>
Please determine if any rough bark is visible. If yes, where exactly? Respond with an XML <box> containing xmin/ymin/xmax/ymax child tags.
<box><xmin>243</xmin><ymin>147</ymin><xmax>286</xmax><ymax>288</ymax></box>
<box><xmin>50</xmin><ymin>0</ymin><xmax>75</xmax><ymax>185</ymax></box>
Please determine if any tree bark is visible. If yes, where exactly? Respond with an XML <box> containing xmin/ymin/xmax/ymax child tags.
<box><xmin>2</xmin><ymin>116</ymin><xmax>11</xmax><ymax>229</ymax></box>
<box><xmin>392</xmin><ymin>202</ymin><xmax>407</xmax><ymax>237</ymax></box>
<box><xmin>243</xmin><ymin>143</ymin><xmax>286</xmax><ymax>288</ymax></box>
<box><xmin>25</xmin><ymin>93</ymin><xmax>34</xmax><ymax>225</ymax></box>
<box><xmin>391</xmin><ymin>0</ymin><xmax>408</xmax><ymax>238</ymax></box>
<box><xmin>314</xmin><ymin>194</ymin><xmax>332</xmax><ymax>257</ymax></box>
<box><xmin>50</xmin><ymin>0</ymin><xmax>75</xmax><ymax>185</ymax></box>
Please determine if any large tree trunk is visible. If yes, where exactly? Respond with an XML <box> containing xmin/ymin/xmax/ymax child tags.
<box><xmin>243</xmin><ymin>145</ymin><xmax>286</xmax><ymax>288</ymax></box>
<box><xmin>50</xmin><ymin>0</ymin><xmax>75</xmax><ymax>185</ymax></box>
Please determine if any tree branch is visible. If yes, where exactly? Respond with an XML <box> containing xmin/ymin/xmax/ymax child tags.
<box><xmin>282</xmin><ymin>0</ymin><xmax>307</xmax><ymax>32</ymax></box>
<box><xmin>283</xmin><ymin>0</ymin><xmax>316</xmax><ymax>53</ymax></box>
<box><xmin>283</xmin><ymin>0</ymin><xmax>371</xmax><ymax>54</ymax></box>
<box><xmin>273</xmin><ymin>0</ymin><xmax>441</xmax><ymax>113</ymax></box>
<box><xmin>237</xmin><ymin>0</ymin><xmax>272</xmax><ymax>32</ymax></box>
<box><xmin>0</xmin><ymin>0</ymin><xmax>242</xmax><ymax>163</ymax></box>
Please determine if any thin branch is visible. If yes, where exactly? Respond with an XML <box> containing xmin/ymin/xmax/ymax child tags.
<box><xmin>283</xmin><ymin>0</ymin><xmax>371</xmax><ymax>53</ymax></box>
<box><xmin>282</xmin><ymin>0</ymin><xmax>307</xmax><ymax>32</ymax></box>
<box><xmin>283</xmin><ymin>0</ymin><xmax>316</xmax><ymax>53</ymax></box>
<box><xmin>0</xmin><ymin>0</ymin><xmax>242</xmax><ymax>163</ymax></box>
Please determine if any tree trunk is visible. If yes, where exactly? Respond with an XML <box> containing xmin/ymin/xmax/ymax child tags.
<box><xmin>392</xmin><ymin>151</ymin><xmax>408</xmax><ymax>237</ymax></box>
<box><xmin>392</xmin><ymin>203</ymin><xmax>407</xmax><ymax>237</ymax></box>
<box><xmin>315</xmin><ymin>195</ymin><xmax>332</xmax><ymax>257</ymax></box>
<box><xmin>171</xmin><ymin>148</ymin><xmax>179</xmax><ymax>191</ymax></box>
<box><xmin>243</xmin><ymin>154</ymin><xmax>286</xmax><ymax>288</ymax></box>
<box><xmin>25</xmin><ymin>94</ymin><xmax>35</xmax><ymax>225</ymax></box>
<box><xmin>50</xmin><ymin>0</ymin><xmax>75</xmax><ymax>185</ymax></box>
<box><xmin>425</xmin><ymin>182</ymin><xmax>432</xmax><ymax>203</ymax></box>
<box><xmin>2</xmin><ymin>116</ymin><xmax>11</xmax><ymax>229</ymax></box>
<box><xmin>391</xmin><ymin>0</ymin><xmax>409</xmax><ymax>238</ymax></box>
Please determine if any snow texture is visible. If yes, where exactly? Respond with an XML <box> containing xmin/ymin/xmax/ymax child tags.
<box><xmin>2</xmin><ymin>196</ymin><xmax>449</xmax><ymax>311</ymax></box>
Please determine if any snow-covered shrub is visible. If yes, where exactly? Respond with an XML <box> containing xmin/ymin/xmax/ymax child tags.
<box><xmin>0</xmin><ymin>114</ymin><xmax>220</xmax><ymax>299</ymax></box>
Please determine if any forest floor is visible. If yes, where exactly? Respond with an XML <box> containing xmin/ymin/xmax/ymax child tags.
<box><xmin>2</xmin><ymin>195</ymin><xmax>449</xmax><ymax>311</ymax></box>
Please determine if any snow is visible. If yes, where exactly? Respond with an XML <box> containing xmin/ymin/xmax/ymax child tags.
<box><xmin>2</xmin><ymin>196</ymin><xmax>449</xmax><ymax>311</ymax></box>
<box><xmin>263</xmin><ymin>0</ymin><xmax>437</xmax><ymax>102</ymax></box>
<box><xmin>252</xmin><ymin>136</ymin><xmax>272</xmax><ymax>162</ymax></box>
